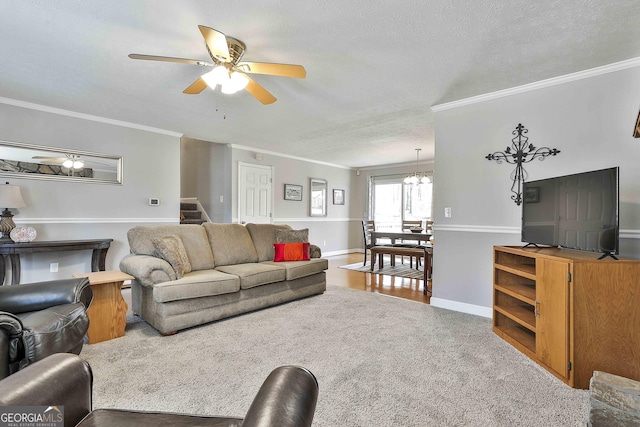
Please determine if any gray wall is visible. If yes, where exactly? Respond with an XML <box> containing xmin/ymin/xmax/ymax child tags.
<box><xmin>0</xmin><ymin>101</ymin><xmax>181</xmax><ymax>284</ymax></box>
<box><xmin>180</xmin><ymin>137</ymin><xmax>232</xmax><ymax>223</ymax></box>
<box><xmin>431</xmin><ymin>65</ymin><xmax>640</xmax><ymax>316</ymax></box>
<box><xmin>231</xmin><ymin>147</ymin><xmax>363</xmax><ymax>255</ymax></box>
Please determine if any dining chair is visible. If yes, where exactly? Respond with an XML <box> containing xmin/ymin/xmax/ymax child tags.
<box><xmin>399</xmin><ymin>220</ymin><xmax>423</xmax><ymax>265</ymax></box>
<box><xmin>362</xmin><ymin>220</ymin><xmax>377</xmax><ymax>266</ymax></box>
<box><xmin>426</xmin><ymin>220</ymin><xmax>434</xmax><ymax>244</ymax></box>
<box><xmin>401</xmin><ymin>220</ymin><xmax>424</xmax><ymax>242</ymax></box>
<box><xmin>401</xmin><ymin>220</ymin><xmax>423</xmax><ymax>232</ymax></box>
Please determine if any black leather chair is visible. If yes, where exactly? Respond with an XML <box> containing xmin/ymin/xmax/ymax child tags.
<box><xmin>0</xmin><ymin>277</ymin><xmax>92</xmax><ymax>379</ymax></box>
<box><xmin>0</xmin><ymin>353</ymin><xmax>319</xmax><ymax>427</ymax></box>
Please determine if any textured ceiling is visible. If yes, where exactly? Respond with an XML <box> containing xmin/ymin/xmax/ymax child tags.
<box><xmin>1</xmin><ymin>1</ymin><xmax>640</xmax><ymax>168</ymax></box>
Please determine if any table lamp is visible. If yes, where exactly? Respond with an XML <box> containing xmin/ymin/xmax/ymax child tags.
<box><xmin>0</xmin><ymin>182</ymin><xmax>26</xmax><ymax>242</ymax></box>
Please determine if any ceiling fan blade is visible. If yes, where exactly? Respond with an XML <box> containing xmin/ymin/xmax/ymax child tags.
<box><xmin>128</xmin><ymin>54</ymin><xmax>212</xmax><ymax>67</ymax></box>
<box><xmin>237</xmin><ymin>62</ymin><xmax>306</xmax><ymax>79</ymax></box>
<box><xmin>183</xmin><ymin>77</ymin><xmax>208</xmax><ymax>94</ymax></box>
<box><xmin>198</xmin><ymin>25</ymin><xmax>231</xmax><ymax>62</ymax></box>
<box><xmin>244</xmin><ymin>75</ymin><xmax>277</xmax><ymax>105</ymax></box>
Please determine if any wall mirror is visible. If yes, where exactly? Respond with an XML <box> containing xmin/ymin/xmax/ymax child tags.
<box><xmin>0</xmin><ymin>140</ymin><xmax>122</xmax><ymax>184</ymax></box>
<box><xmin>310</xmin><ymin>178</ymin><xmax>327</xmax><ymax>217</ymax></box>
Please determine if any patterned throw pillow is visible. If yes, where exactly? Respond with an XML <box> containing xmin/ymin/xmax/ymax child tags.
<box><xmin>275</xmin><ymin>228</ymin><xmax>309</xmax><ymax>243</ymax></box>
<box><xmin>152</xmin><ymin>235</ymin><xmax>192</xmax><ymax>279</ymax></box>
<box><xmin>273</xmin><ymin>242</ymin><xmax>310</xmax><ymax>262</ymax></box>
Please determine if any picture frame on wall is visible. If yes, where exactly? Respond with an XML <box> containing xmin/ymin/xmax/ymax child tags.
<box><xmin>284</xmin><ymin>184</ymin><xmax>303</xmax><ymax>201</ymax></box>
<box><xmin>523</xmin><ymin>186</ymin><xmax>539</xmax><ymax>203</ymax></box>
<box><xmin>634</xmin><ymin>108</ymin><xmax>640</xmax><ymax>138</ymax></box>
<box><xmin>333</xmin><ymin>189</ymin><xmax>345</xmax><ymax>205</ymax></box>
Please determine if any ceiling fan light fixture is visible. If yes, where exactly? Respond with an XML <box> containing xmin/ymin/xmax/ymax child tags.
<box><xmin>220</xmin><ymin>84</ymin><xmax>237</xmax><ymax>95</ymax></box>
<box><xmin>73</xmin><ymin>161</ymin><xmax>84</xmax><ymax>169</ymax></box>
<box><xmin>230</xmin><ymin>72</ymin><xmax>249</xmax><ymax>91</ymax></box>
<box><xmin>201</xmin><ymin>65</ymin><xmax>230</xmax><ymax>89</ymax></box>
<box><xmin>62</xmin><ymin>159</ymin><xmax>73</xmax><ymax>168</ymax></box>
<box><xmin>220</xmin><ymin>72</ymin><xmax>249</xmax><ymax>95</ymax></box>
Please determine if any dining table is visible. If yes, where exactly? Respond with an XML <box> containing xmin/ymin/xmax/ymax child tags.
<box><xmin>370</xmin><ymin>229</ymin><xmax>432</xmax><ymax>245</ymax></box>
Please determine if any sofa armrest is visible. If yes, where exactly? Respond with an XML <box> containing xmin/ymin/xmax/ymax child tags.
<box><xmin>120</xmin><ymin>254</ymin><xmax>176</xmax><ymax>287</ymax></box>
<box><xmin>0</xmin><ymin>278</ymin><xmax>92</xmax><ymax>314</ymax></box>
<box><xmin>309</xmin><ymin>244</ymin><xmax>322</xmax><ymax>258</ymax></box>
<box><xmin>243</xmin><ymin>365</ymin><xmax>318</xmax><ymax>427</ymax></box>
<box><xmin>0</xmin><ymin>353</ymin><xmax>92</xmax><ymax>427</ymax></box>
<box><xmin>0</xmin><ymin>313</ymin><xmax>23</xmax><ymax>379</ymax></box>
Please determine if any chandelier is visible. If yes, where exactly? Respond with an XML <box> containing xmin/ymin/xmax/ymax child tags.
<box><xmin>404</xmin><ymin>148</ymin><xmax>431</xmax><ymax>185</ymax></box>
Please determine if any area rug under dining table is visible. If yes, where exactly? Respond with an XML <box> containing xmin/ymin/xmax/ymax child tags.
<box><xmin>338</xmin><ymin>256</ymin><xmax>424</xmax><ymax>280</ymax></box>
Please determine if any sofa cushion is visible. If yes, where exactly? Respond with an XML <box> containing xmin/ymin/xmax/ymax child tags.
<box><xmin>203</xmin><ymin>223</ymin><xmax>258</xmax><ymax>266</ymax></box>
<box><xmin>261</xmin><ymin>258</ymin><xmax>328</xmax><ymax>281</ymax></box>
<box><xmin>152</xmin><ymin>270</ymin><xmax>240</xmax><ymax>303</ymax></box>
<box><xmin>275</xmin><ymin>228</ymin><xmax>309</xmax><ymax>243</ymax></box>
<box><xmin>215</xmin><ymin>263</ymin><xmax>286</xmax><ymax>290</ymax></box>
<box><xmin>127</xmin><ymin>225</ymin><xmax>215</xmax><ymax>271</ymax></box>
<box><xmin>246</xmin><ymin>223</ymin><xmax>292</xmax><ymax>262</ymax></box>
<box><xmin>152</xmin><ymin>235</ymin><xmax>192</xmax><ymax>279</ymax></box>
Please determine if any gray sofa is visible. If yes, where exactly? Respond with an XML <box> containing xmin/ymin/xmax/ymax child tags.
<box><xmin>119</xmin><ymin>223</ymin><xmax>327</xmax><ymax>335</ymax></box>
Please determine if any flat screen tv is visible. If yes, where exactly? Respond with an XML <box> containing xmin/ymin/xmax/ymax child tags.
<box><xmin>521</xmin><ymin>167</ymin><xmax>619</xmax><ymax>257</ymax></box>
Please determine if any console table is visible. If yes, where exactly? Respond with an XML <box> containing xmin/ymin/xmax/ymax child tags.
<box><xmin>0</xmin><ymin>239</ymin><xmax>113</xmax><ymax>285</ymax></box>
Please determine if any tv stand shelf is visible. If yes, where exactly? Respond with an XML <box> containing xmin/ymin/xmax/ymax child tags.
<box><xmin>492</xmin><ymin>245</ymin><xmax>640</xmax><ymax>389</ymax></box>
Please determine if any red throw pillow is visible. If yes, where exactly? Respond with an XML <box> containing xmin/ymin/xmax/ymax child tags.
<box><xmin>273</xmin><ymin>242</ymin><xmax>310</xmax><ymax>262</ymax></box>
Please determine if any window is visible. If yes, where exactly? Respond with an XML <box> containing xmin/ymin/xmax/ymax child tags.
<box><xmin>369</xmin><ymin>174</ymin><xmax>432</xmax><ymax>229</ymax></box>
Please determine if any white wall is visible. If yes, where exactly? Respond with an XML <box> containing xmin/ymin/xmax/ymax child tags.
<box><xmin>0</xmin><ymin>100</ymin><xmax>181</xmax><ymax>284</ymax></box>
<box><xmin>431</xmin><ymin>64</ymin><xmax>640</xmax><ymax>317</ymax></box>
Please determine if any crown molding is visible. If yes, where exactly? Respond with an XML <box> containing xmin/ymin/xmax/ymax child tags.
<box><xmin>431</xmin><ymin>56</ymin><xmax>640</xmax><ymax>112</ymax></box>
<box><xmin>230</xmin><ymin>144</ymin><xmax>352</xmax><ymax>170</ymax></box>
<box><xmin>0</xmin><ymin>96</ymin><xmax>183</xmax><ymax>137</ymax></box>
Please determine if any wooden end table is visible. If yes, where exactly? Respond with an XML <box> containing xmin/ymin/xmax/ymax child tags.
<box><xmin>73</xmin><ymin>270</ymin><xmax>133</xmax><ymax>344</ymax></box>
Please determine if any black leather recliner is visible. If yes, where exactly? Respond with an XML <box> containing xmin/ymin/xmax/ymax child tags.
<box><xmin>0</xmin><ymin>353</ymin><xmax>319</xmax><ymax>427</ymax></box>
<box><xmin>0</xmin><ymin>277</ymin><xmax>92</xmax><ymax>379</ymax></box>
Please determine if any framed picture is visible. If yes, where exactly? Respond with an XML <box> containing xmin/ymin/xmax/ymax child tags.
<box><xmin>284</xmin><ymin>184</ymin><xmax>303</xmax><ymax>201</ymax></box>
<box><xmin>523</xmin><ymin>186</ymin><xmax>540</xmax><ymax>203</ymax></box>
<box><xmin>333</xmin><ymin>189</ymin><xmax>345</xmax><ymax>205</ymax></box>
<box><xmin>634</xmin><ymin>109</ymin><xmax>640</xmax><ymax>138</ymax></box>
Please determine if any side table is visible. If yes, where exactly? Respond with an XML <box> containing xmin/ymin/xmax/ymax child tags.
<box><xmin>72</xmin><ymin>270</ymin><xmax>132</xmax><ymax>344</ymax></box>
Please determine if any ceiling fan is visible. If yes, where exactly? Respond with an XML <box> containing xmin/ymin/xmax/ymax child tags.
<box><xmin>128</xmin><ymin>25</ymin><xmax>306</xmax><ymax>105</ymax></box>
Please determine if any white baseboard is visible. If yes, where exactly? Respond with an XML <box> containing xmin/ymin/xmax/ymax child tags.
<box><xmin>322</xmin><ymin>249</ymin><xmax>360</xmax><ymax>257</ymax></box>
<box><xmin>430</xmin><ymin>297</ymin><xmax>492</xmax><ymax>318</ymax></box>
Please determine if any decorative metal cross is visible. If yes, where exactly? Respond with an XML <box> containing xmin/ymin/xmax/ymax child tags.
<box><xmin>485</xmin><ymin>124</ymin><xmax>560</xmax><ymax>205</ymax></box>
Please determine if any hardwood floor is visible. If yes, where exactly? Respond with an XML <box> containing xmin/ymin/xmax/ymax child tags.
<box><xmin>325</xmin><ymin>253</ymin><xmax>431</xmax><ymax>304</ymax></box>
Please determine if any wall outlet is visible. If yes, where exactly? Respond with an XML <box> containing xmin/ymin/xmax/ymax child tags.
<box><xmin>444</xmin><ymin>207</ymin><xmax>452</xmax><ymax>218</ymax></box>
<box><xmin>50</xmin><ymin>262</ymin><xmax>59</xmax><ymax>273</ymax></box>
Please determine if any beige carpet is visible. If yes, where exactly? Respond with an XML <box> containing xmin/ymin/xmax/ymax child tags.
<box><xmin>81</xmin><ymin>285</ymin><xmax>588</xmax><ymax>426</ymax></box>
<box><xmin>339</xmin><ymin>257</ymin><xmax>424</xmax><ymax>280</ymax></box>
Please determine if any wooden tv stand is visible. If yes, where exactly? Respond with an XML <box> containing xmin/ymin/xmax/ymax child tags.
<box><xmin>492</xmin><ymin>245</ymin><xmax>640</xmax><ymax>389</ymax></box>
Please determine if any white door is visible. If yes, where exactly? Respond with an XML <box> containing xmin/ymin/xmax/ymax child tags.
<box><xmin>238</xmin><ymin>162</ymin><xmax>273</xmax><ymax>224</ymax></box>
